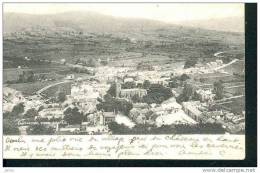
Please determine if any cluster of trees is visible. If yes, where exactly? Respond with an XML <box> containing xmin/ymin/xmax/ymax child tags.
<box><xmin>3</xmin><ymin>118</ymin><xmax>20</xmax><ymax>135</ymax></box>
<box><xmin>143</xmin><ymin>84</ymin><xmax>173</xmax><ymax>104</ymax></box>
<box><xmin>3</xmin><ymin>102</ymin><xmax>25</xmax><ymax>135</ymax></box>
<box><xmin>96</xmin><ymin>94</ymin><xmax>133</xmax><ymax>116</ymax></box>
<box><xmin>177</xmin><ymin>83</ymin><xmax>197</xmax><ymax>103</ymax></box>
<box><xmin>108</xmin><ymin>122</ymin><xmax>225</xmax><ymax>134</ymax></box>
<box><xmin>18</xmin><ymin>71</ymin><xmax>35</xmax><ymax>83</ymax></box>
<box><xmin>63</xmin><ymin>106</ymin><xmax>84</xmax><ymax>125</ymax></box>
<box><xmin>213</xmin><ymin>80</ymin><xmax>224</xmax><ymax>100</ymax></box>
<box><xmin>121</xmin><ymin>81</ymin><xmax>137</xmax><ymax>89</ymax></box>
<box><xmin>75</xmin><ymin>58</ymin><xmax>98</xmax><ymax>67</ymax></box>
<box><xmin>3</xmin><ymin>101</ymin><xmax>57</xmax><ymax>135</ymax></box>
<box><xmin>168</xmin><ymin>74</ymin><xmax>190</xmax><ymax>88</ymax></box>
<box><xmin>56</xmin><ymin>90</ymin><xmax>67</xmax><ymax>102</ymax></box>
<box><xmin>71</xmin><ymin>67</ymin><xmax>92</xmax><ymax>74</ymax></box>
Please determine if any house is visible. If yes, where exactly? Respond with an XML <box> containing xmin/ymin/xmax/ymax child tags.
<box><xmin>102</xmin><ymin>112</ymin><xmax>117</xmax><ymax>125</ymax></box>
<box><xmin>195</xmin><ymin>89</ymin><xmax>215</xmax><ymax>102</ymax></box>
<box><xmin>161</xmin><ymin>101</ymin><xmax>182</xmax><ymax>113</ymax></box>
<box><xmin>65</xmin><ymin>74</ymin><xmax>75</xmax><ymax>80</ymax></box>
<box><xmin>182</xmin><ymin>101</ymin><xmax>203</xmax><ymax>122</ymax></box>
<box><xmin>149</xmin><ymin>78</ymin><xmax>168</xmax><ymax>86</ymax></box>
<box><xmin>123</xmin><ymin>77</ymin><xmax>134</xmax><ymax>83</ymax></box>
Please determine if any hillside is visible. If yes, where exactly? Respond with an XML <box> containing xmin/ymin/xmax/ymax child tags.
<box><xmin>177</xmin><ymin>17</ymin><xmax>244</xmax><ymax>33</ymax></box>
<box><xmin>3</xmin><ymin>12</ymin><xmax>245</xmax><ymax>68</ymax></box>
<box><xmin>4</xmin><ymin>11</ymin><xmax>169</xmax><ymax>34</ymax></box>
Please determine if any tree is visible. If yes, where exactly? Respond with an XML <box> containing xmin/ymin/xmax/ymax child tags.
<box><xmin>108</xmin><ymin>122</ymin><xmax>131</xmax><ymax>134</ymax></box>
<box><xmin>179</xmin><ymin>74</ymin><xmax>190</xmax><ymax>81</ymax></box>
<box><xmin>213</xmin><ymin>80</ymin><xmax>224</xmax><ymax>100</ymax></box>
<box><xmin>107</xmin><ymin>83</ymin><xmax>117</xmax><ymax>97</ymax></box>
<box><xmin>143</xmin><ymin>80</ymin><xmax>151</xmax><ymax>89</ymax></box>
<box><xmin>132</xmin><ymin>94</ymin><xmax>142</xmax><ymax>103</ymax></box>
<box><xmin>26</xmin><ymin>124</ymin><xmax>55</xmax><ymax>135</ymax></box>
<box><xmin>24</xmin><ymin>108</ymin><xmax>38</xmax><ymax>119</ymax></box>
<box><xmin>97</xmin><ymin>96</ymin><xmax>133</xmax><ymax>116</ymax></box>
<box><xmin>168</xmin><ymin>80</ymin><xmax>179</xmax><ymax>88</ymax></box>
<box><xmin>177</xmin><ymin>83</ymin><xmax>195</xmax><ymax>102</ymax></box>
<box><xmin>121</xmin><ymin>81</ymin><xmax>136</xmax><ymax>89</ymax></box>
<box><xmin>3</xmin><ymin>118</ymin><xmax>20</xmax><ymax>135</ymax></box>
<box><xmin>87</xmin><ymin>58</ymin><xmax>97</xmax><ymax>67</ymax></box>
<box><xmin>63</xmin><ymin>106</ymin><xmax>83</xmax><ymax>125</ymax></box>
<box><xmin>184</xmin><ymin>58</ymin><xmax>198</xmax><ymax>69</ymax></box>
<box><xmin>56</xmin><ymin>90</ymin><xmax>66</xmax><ymax>102</ymax></box>
<box><xmin>11</xmin><ymin>102</ymin><xmax>25</xmax><ymax>117</ymax></box>
<box><xmin>115</xmin><ymin>99</ymin><xmax>133</xmax><ymax>115</ymax></box>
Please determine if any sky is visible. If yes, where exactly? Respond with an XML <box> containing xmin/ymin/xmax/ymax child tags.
<box><xmin>4</xmin><ymin>3</ymin><xmax>244</xmax><ymax>23</ymax></box>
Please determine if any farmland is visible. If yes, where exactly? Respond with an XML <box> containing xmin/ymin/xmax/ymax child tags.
<box><xmin>3</xmin><ymin>12</ymin><xmax>245</xmax><ymax>98</ymax></box>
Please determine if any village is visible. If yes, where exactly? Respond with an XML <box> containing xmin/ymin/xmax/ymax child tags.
<box><xmin>3</xmin><ymin>53</ymin><xmax>245</xmax><ymax>135</ymax></box>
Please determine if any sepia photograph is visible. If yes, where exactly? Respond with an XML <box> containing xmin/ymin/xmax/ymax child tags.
<box><xmin>2</xmin><ymin>2</ymin><xmax>255</xmax><ymax>164</ymax></box>
<box><xmin>3</xmin><ymin>3</ymin><xmax>245</xmax><ymax>136</ymax></box>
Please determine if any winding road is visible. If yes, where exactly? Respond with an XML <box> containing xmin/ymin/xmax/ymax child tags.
<box><xmin>36</xmin><ymin>80</ymin><xmax>73</xmax><ymax>95</ymax></box>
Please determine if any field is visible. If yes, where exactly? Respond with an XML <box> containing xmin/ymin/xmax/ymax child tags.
<box><xmin>4</xmin><ymin>81</ymin><xmax>58</xmax><ymax>95</ymax></box>
<box><xmin>4</xmin><ymin>23</ymin><xmax>244</xmax><ymax>69</ymax></box>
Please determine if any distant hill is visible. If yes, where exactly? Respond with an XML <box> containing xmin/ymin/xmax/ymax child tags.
<box><xmin>4</xmin><ymin>12</ymin><xmax>244</xmax><ymax>34</ymax></box>
<box><xmin>176</xmin><ymin>17</ymin><xmax>244</xmax><ymax>33</ymax></box>
<box><xmin>3</xmin><ymin>11</ymin><xmax>245</xmax><ymax>69</ymax></box>
<box><xmin>3</xmin><ymin>11</ymin><xmax>170</xmax><ymax>34</ymax></box>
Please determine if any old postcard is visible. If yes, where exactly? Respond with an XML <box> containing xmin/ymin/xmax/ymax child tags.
<box><xmin>2</xmin><ymin>3</ymin><xmax>246</xmax><ymax>160</ymax></box>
